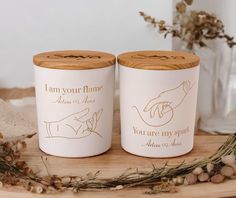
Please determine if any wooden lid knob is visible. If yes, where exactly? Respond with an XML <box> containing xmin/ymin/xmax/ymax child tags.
<box><xmin>33</xmin><ymin>50</ymin><xmax>116</xmax><ymax>70</ymax></box>
<box><xmin>118</xmin><ymin>51</ymin><xmax>200</xmax><ymax>70</ymax></box>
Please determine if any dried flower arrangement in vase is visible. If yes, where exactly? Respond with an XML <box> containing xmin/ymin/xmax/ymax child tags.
<box><xmin>139</xmin><ymin>0</ymin><xmax>236</xmax><ymax>133</ymax></box>
<box><xmin>140</xmin><ymin>0</ymin><xmax>235</xmax><ymax>50</ymax></box>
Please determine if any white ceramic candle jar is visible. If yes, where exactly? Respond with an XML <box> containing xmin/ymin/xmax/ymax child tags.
<box><xmin>118</xmin><ymin>51</ymin><xmax>200</xmax><ymax>158</ymax></box>
<box><xmin>33</xmin><ymin>50</ymin><xmax>115</xmax><ymax>157</ymax></box>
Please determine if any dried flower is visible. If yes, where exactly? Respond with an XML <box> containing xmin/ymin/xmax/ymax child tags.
<box><xmin>176</xmin><ymin>2</ymin><xmax>187</xmax><ymax>14</ymax></box>
<box><xmin>139</xmin><ymin>0</ymin><xmax>236</xmax><ymax>49</ymax></box>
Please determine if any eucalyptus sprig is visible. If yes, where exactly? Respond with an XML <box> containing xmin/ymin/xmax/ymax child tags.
<box><xmin>1</xmin><ymin>132</ymin><xmax>236</xmax><ymax>194</ymax></box>
<box><xmin>139</xmin><ymin>0</ymin><xmax>236</xmax><ymax>50</ymax></box>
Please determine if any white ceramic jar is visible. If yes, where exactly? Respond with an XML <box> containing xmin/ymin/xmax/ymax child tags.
<box><xmin>118</xmin><ymin>51</ymin><xmax>200</xmax><ymax>158</ymax></box>
<box><xmin>34</xmin><ymin>50</ymin><xmax>115</xmax><ymax>157</ymax></box>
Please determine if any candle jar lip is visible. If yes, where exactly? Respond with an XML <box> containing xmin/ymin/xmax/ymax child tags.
<box><xmin>33</xmin><ymin>50</ymin><xmax>116</xmax><ymax>70</ymax></box>
<box><xmin>118</xmin><ymin>50</ymin><xmax>200</xmax><ymax>70</ymax></box>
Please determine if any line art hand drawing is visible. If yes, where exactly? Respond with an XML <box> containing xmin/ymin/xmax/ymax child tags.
<box><xmin>44</xmin><ymin>108</ymin><xmax>103</xmax><ymax>139</ymax></box>
<box><xmin>133</xmin><ymin>81</ymin><xmax>194</xmax><ymax>127</ymax></box>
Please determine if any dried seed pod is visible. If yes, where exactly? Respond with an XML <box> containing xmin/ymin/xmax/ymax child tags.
<box><xmin>31</xmin><ymin>185</ymin><xmax>44</xmax><ymax>194</ymax></box>
<box><xmin>3</xmin><ymin>142</ymin><xmax>13</xmax><ymax>150</ymax></box>
<box><xmin>72</xmin><ymin>187</ymin><xmax>79</xmax><ymax>194</ymax></box>
<box><xmin>110</xmin><ymin>185</ymin><xmax>124</xmax><ymax>190</ymax></box>
<box><xmin>192</xmin><ymin>167</ymin><xmax>203</xmax><ymax>175</ymax></box>
<box><xmin>221</xmin><ymin>155</ymin><xmax>236</xmax><ymax>166</ymax></box>
<box><xmin>176</xmin><ymin>2</ymin><xmax>187</xmax><ymax>14</ymax></box>
<box><xmin>161</xmin><ymin>177</ymin><xmax>168</xmax><ymax>182</ymax></box>
<box><xmin>184</xmin><ymin>173</ymin><xmax>197</xmax><ymax>185</ymax></box>
<box><xmin>211</xmin><ymin>174</ymin><xmax>225</xmax><ymax>184</ymax></box>
<box><xmin>41</xmin><ymin>176</ymin><xmax>52</xmax><ymax>186</ymax></box>
<box><xmin>61</xmin><ymin>176</ymin><xmax>72</xmax><ymax>184</ymax></box>
<box><xmin>113</xmin><ymin>185</ymin><xmax>124</xmax><ymax>190</ymax></box>
<box><xmin>172</xmin><ymin>177</ymin><xmax>178</xmax><ymax>185</ymax></box>
<box><xmin>172</xmin><ymin>176</ymin><xmax>183</xmax><ymax>185</ymax></box>
<box><xmin>75</xmin><ymin>177</ymin><xmax>82</xmax><ymax>182</ymax></box>
<box><xmin>47</xmin><ymin>186</ymin><xmax>56</xmax><ymax>192</ymax></box>
<box><xmin>220</xmin><ymin>166</ymin><xmax>234</xmax><ymax>177</ymax></box>
<box><xmin>198</xmin><ymin>172</ymin><xmax>209</xmax><ymax>182</ymax></box>
<box><xmin>86</xmin><ymin>172</ymin><xmax>94</xmax><ymax>180</ymax></box>
<box><xmin>16</xmin><ymin>142</ymin><xmax>24</xmax><ymax>151</ymax></box>
<box><xmin>23</xmin><ymin>181</ymin><xmax>32</xmax><ymax>191</ymax></box>
<box><xmin>207</xmin><ymin>163</ymin><xmax>214</xmax><ymax>173</ymax></box>
<box><xmin>53</xmin><ymin>178</ymin><xmax>62</xmax><ymax>189</ymax></box>
<box><xmin>23</xmin><ymin>167</ymin><xmax>33</xmax><ymax>174</ymax></box>
<box><xmin>4</xmin><ymin>155</ymin><xmax>12</xmax><ymax>162</ymax></box>
<box><xmin>29</xmin><ymin>186</ymin><xmax>35</xmax><ymax>192</ymax></box>
<box><xmin>184</xmin><ymin>0</ymin><xmax>193</xmax><ymax>5</ymax></box>
<box><xmin>172</xmin><ymin>176</ymin><xmax>184</xmax><ymax>185</ymax></box>
<box><xmin>230</xmin><ymin>175</ymin><xmax>236</xmax><ymax>179</ymax></box>
<box><xmin>36</xmin><ymin>186</ymin><xmax>44</xmax><ymax>194</ymax></box>
<box><xmin>15</xmin><ymin>161</ymin><xmax>27</xmax><ymax>169</ymax></box>
<box><xmin>16</xmin><ymin>141</ymin><xmax>26</xmax><ymax>152</ymax></box>
<box><xmin>230</xmin><ymin>164</ymin><xmax>236</xmax><ymax>174</ymax></box>
<box><xmin>176</xmin><ymin>176</ymin><xmax>184</xmax><ymax>185</ymax></box>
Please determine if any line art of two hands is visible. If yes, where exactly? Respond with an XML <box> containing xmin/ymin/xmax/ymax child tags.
<box><xmin>44</xmin><ymin>108</ymin><xmax>103</xmax><ymax>139</ymax></box>
<box><xmin>133</xmin><ymin>81</ymin><xmax>194</xmax><ymax>127</ymax></box>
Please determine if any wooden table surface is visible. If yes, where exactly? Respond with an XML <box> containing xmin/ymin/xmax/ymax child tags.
<box><xmin>0</xmin><ymin>88</ymin><xmax>235</xmax><ymax>198</ymax></box>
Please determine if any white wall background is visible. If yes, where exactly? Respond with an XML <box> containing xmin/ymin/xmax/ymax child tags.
<box><xmin>0</xmin><ymin>0</ymin><xmax>172</xmax><ymax>88</ymax></box>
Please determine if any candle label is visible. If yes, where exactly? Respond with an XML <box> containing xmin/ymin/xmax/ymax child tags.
<box><xmin>35</xmin><ymin>66</ymin><xmax>114</xmax><ymax>157</ymax></box>
<box><xmin>120</xmin><ymin>65</ymin><xmax>200</xmax><ymax>157</ymax></box>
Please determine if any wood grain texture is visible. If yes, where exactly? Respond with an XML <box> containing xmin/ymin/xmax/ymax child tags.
<box><xmin>0</xmin><ymin>88</ymin><xmax>235</xmax><ymax>198</ymax></box>
<box><xmin>118</xmin><ymin>51</ymin><xmax>200</xmax><ymax>70</ymax></box>
<box><xmin>33</xmin><ymin>50</ymin><xmax>116</xmax><ymax>70</ymax></box>
<box><xmin>0</xmin><ymin>87</ymin><xmax>35</xmax><ymax>100</ymax></box>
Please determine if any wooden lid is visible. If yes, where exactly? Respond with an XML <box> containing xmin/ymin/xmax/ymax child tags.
<box><xmin>33</xmin><ymin>50</ymin><xmax>116</xmax><ymax>70</ymax></box>
<box><xmin>118</xmin><ymin>51</ymin><xmax>200</xmax><ymax>70</ymax></box>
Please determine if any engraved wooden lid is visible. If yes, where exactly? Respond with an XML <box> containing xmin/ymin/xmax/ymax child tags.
<box><xmin>33</xmin><ymin>50</ymin><xmax>116</xmax><ymax>70</ymax></box>
<box><xmin>118</xmin><ymin>51</ymin><xmax>200</xmax><ymax>70</ymax></box>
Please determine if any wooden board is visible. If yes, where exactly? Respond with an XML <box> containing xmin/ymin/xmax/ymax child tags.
<box><xmin>0</xmin><ymin>88</ymin><xmax>236</xmax><ymax>198</ymax></box>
